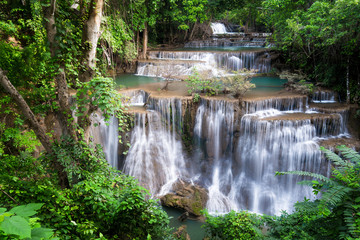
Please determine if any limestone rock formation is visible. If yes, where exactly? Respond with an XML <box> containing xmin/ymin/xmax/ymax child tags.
<box><xmin>160</xmin><ymin>179</ymin><xmax>208</xmax><ymax>217</ymax></box>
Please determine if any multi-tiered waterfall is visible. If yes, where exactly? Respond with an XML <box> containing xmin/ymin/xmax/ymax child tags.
<box><xmin>100</xmin><ymin>89</ymin><xmax>351</xmax><ymax>216</ymax></box>
<box><xmin>101</xmin><ymin>23</ymin><xmax>353</xmax><ymax>216</ymax></box>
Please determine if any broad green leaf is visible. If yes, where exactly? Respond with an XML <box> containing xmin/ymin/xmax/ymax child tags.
<box><xmin>9</xmin><ymin>203</ymin><xmax>43</xmax><ymax>217</ymax></box>
<box><xmin>31</xmin><ymin>227</ymin><xmax>54</xmax><ymax>240</ymax></box>
<box><xmin>1</xmin><ymin>215</ymin><xmax>31</xmax><ymax>239</ymax></box>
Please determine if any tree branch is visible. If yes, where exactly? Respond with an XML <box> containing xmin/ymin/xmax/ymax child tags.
<box><xmin>0</xmin><ymin>68</ymin><xmax>53</xmax><ymax>154</ymax></box>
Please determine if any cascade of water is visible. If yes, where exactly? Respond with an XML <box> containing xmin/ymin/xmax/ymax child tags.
<box><xmin>211</xmin><ymin>23</ymin><xmax>228</xmax><ymax>34</ymax></box>
<box><xmin>119</xmin><ymin>91</ymin><xmax>347</xmax><ymax>216</ymax></box>
<box><xmin>193</xmin><ymin>98</ymin><xmax>237</xmax><ymax>213</ymax></box>
<box><xmin>100</xmin><ymin>115</ymin><xmax>119</xmax><ymax>169</ymax></box>
<box><xmin>312</xmin><ymin>91</ymin><xmax>336</xmax><ymax>103</ymax></box>
<box><xmin>244</xmin><ymin>97</ymin><xmax>305</xmax><ymax>114</ymax></box>
<box><xmin>137</xmin><ymin>51</ymin><xmax>271</xmax><ymax>77</ymax></box>
<box><xmin>122</xmin><ymin>98</ymin><xmax>187</xmax><ymax>196</ymax></box>
<box><xmin>122</xmin><ymin>89</ymin><xmax>147</xmax><ymax>106</ymax></box>
<box><xmin>184</xmin><ymin>39</ymin><xmax>266</xmax><ymax>48</ymax></box>
<box><xmin>231</xmin><ymin>117</ymin><xmax>327</xmax><ymax>215</ymax></box>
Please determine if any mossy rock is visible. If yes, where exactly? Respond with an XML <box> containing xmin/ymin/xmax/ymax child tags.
<box><xmin>160</xmin><ymin>179</ymin><xmax>208</xmax><ymax>217</ymax></box>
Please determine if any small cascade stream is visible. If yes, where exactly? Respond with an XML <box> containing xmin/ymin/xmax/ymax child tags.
<box><xmin>211</xmin><ymin>22</ymin><xmax>229</xmax><ymax>34</ymax></box>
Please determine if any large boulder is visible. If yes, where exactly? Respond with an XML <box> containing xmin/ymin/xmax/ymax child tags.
<box><xmin>160</xmin><ymin>179</ymin><xmax>208</xmax><ymax>218</ymax></box>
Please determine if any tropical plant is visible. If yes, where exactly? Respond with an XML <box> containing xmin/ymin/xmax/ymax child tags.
<box><xmin>185</xmin><ymin>70</ymin><xmax>222</xmax><ymax>102</ymax></box>
<box><xmin>221</xmin><ymin>69</ymin><xmax>256</xmax><ymax>98</ymax></box>
<box><xmin>279</xmin><ymin>70</ymin><xmax>314</xmax><ymax>95</ymax></box>
<box><xmin>0</xmin><ymin>203</ymin><xmax>56</xmax><ymax>239</ymax></box>
<box><xmin>202</xmin><ymin>210</ymin><xmax>263</xmax><ymax>240</ymax></box>
<box><xmin>274</xmin><ymin>145</ymin><xmax>360</xmax><ymax>239</ymax></box>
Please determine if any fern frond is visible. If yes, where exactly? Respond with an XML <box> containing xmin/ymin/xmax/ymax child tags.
<box><xmin>320</xmin><ymin>146</ymin><xmax>349</xmax><ymax>167</ymax></box>
<box><xmin>320</xmin><ymin>184</ymin><xmax>352</xmax><ymax>208</ymax></box>
<box><xmin>276</xmin><ymin>171</ymin><xmax>332</xmax><ymax>184</ymax></box>
<box><xmin>336</xmin><ymin>145</ymin><xmax>360</xmax><ymax>164</ymax></box>
<box><xmin>342</xmin><ymin>202</ymin><xmax>359</xmax><ymax>238</ymax></box>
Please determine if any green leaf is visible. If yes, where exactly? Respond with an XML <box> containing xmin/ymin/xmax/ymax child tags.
<box><xmin>1</xmin><ymin>215</ymin><xmax>31</xmax><ymax>239</ymax></box>
<box><xmin>31</xmin><ymin>227</ymin><xmax>54</xmax><ymax>240</ymax></box>
<box><xmin>9</xmin><ymin>203</ymin><xmax>43</xmax><ymax>217</ymax></box>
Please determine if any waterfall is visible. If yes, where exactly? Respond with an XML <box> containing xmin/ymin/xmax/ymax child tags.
<box><xmin>232</xmin><ymin>116</ymin><xmax>327</xmax><ymax>215</ymax></box>
<box><xmin>123</xmin><ymin>98</ymin><xmax>187</xmax><ymax>196</ymax></box>
<box><xmin>121</xmin><ymin>89</ymin><xmax>147</xmax><ymax>106</ymax></box>
<box><xmin>117</xmin><ymin>92</ymin><xmax>349</xmax><ymax>216</ymax></box>
<box><xmin>193</xmin><ymin>98</ymin><xmax>238</xmax><ymax>213</ymax></box>
<box><xmin>100</xmin><ymin>116</ymin><xmax>119</xmax><ymax>169</ymax></box>
<box><xmin>211</xmin><ymin>23</ymin><xmax>228</xmax><ymax>34</ymax></box>
<box><xmin>244</xmin><ymin>96</ymin><xmax>305</xmax><ymax>114</ymax></box>
<box><xmin>312</xmin><ymin>91</ymin><xmax>336</xmax><ymax>103</ymax></box>
<box><xmin>137</xmin><ymin>50</ymin><xmax>271</xmax><ymax>77</ymax></box>
<box><xmin>193</xmin><ymin>97</ymin><xmax>345</xmax><ymax>215</ymax></box>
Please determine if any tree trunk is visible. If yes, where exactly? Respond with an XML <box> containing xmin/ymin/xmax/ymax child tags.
<box><xmin>346</xmin><ymin>57</ymin><xmax>350</xmax><ymax>104</ymax></box>
<box><xmin>136</xmin><ymin>30</ymin><xmax>140</xmax><ymax>56</ymax></box>
<box><xmin>0</xmin><ymin>68</ymin><xmax>69</xmax><ymax>188</ymax></box>
<box><xmin>77</xmin><ymin>0</ymin><xmax>104</xmax><ymax>138</ymax></box>
<box><xmin>189</xmin><ymin>22</ymin><xmax>197</xmax><ymax>41</ymax></box>
<box><xmin>141</xmin><ymin>22</ymin><xmax>148</xmax><ymax>59</ymax></box>
<box><xmin>43</xmin><ymin>0</ymin><xmax>77</xmax><ymax>140</ymax></box>
<box><xmin>0</xmin><ymin>69</ymin><xmax>53</xmax><ymax>153</ymax></box>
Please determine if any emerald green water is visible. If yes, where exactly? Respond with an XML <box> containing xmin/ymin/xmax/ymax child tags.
<box><xmin>164</xmin><ymin>207</ymin><xmax>205</xmax><ymax>240</ymax></box>
<box><xmin>115</xmin><ymin>74</ymin><xmax>162</xmax><ymax>88</ymax></box>
<box><xmin>251</xmin><ymin>76</ymin><xmax>287</xmax><ymax>92</ymax></box>
<box><xmin>114</xmin><ymin>74</ymin><xmax>286</xmax><ymax>92</ymax></box>
<box><xmin>179</xmin><ymin>46</ymin><xmax>265</xmax><ymax>51</ymax></box>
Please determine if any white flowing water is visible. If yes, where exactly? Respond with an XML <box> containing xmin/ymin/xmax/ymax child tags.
<box><xmin>137</xmin><ymin>50</ymin><xmax>271</xmax><ymax>77</ymax></box>
<box><xmin>211</xmin><ymin>23</ymin><xmax>229</xmax><ymax>34</ymax></box>
<box><xmin>100</xmin><ymin>91</ymin><xmax>350</xmax><ymax>216</ymax></box>
<box><xmin>100</xmin><ymin>115</ymin><xmax>119</xmax><ymax>169</ymax></box>
<box><xmin>122</xmin><ymin>98</ymin><xmax>188</xmax><ymax>196</ymax></box>
<box><xmin>312</xmin><ymin>91</ymin><xmax>336</xmax><ymax>103</ymax></box>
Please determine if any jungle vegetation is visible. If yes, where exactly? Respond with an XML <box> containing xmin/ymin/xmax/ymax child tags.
<box><xmin>0</xmin><ymin>0</ymin><xmax>359</xmax><ymax>239</ymax></box>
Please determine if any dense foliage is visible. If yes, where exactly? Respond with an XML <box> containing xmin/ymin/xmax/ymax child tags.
<box><xmin>0</xmin><ymin>135</ymin><xmax>173</xmax><ymax>239</ymax></box>
<box><xmin>202</xmin><ymin>210</ymin><xmax>263</xmax><ymax>240</ymax></box>
<box><xmin>262</xmin><ymin>0</ymin><xmax>360</xmax><ymax>104</ymax></box>
<box><xmin>0</xmin><ymin>1</ymin><xmax>173</xmax><ymax>239</ymax></box>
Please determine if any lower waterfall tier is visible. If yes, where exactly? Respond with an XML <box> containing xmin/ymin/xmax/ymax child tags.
<box><xmin>100</xmin><ymin>90</ymin><xmax>354</xmax><ymax>216</ymax></box>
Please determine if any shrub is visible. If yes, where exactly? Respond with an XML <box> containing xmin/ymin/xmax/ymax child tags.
<box><xmin>202</xmin><ymin>210</ymin><xmax>263</xmax><ymax>240</ymax></box>
<box><xmin>221</xmin><ymin>69</ymin><xmax>256</xmax><ymax>98</ymax></box>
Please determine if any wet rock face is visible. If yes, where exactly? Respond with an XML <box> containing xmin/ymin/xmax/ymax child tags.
<box><xmin>160</xmin><ymin>180</ymin><xmax>208</xmax><ymax>217</ymax></box>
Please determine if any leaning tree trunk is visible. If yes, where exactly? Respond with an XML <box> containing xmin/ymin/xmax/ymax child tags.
<box><xmin>0</xmin><ymin>68</ymin><xmax>69</xmax><ymax>188</ymax></box>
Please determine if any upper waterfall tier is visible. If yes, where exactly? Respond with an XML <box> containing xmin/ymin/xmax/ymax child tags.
<box><xmin>211</xmin><ymin>22</ymin><xmax>229</xmax><ymax>34</ymax></box>
<box><xmin>137</xmin><ymin>50</ymin><xmax>271</xmax><ymax>77</ymax></box>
